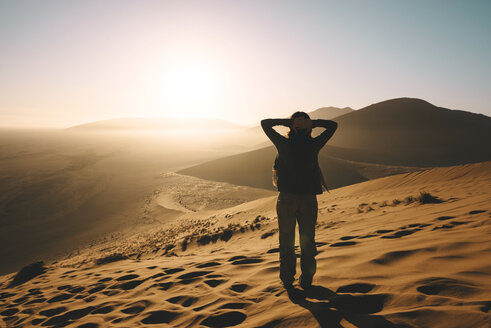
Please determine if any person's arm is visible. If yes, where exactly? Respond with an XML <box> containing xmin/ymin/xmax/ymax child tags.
<box><xmin>261</xmin><ymin>118</ymin><xmax>290</xmax><ymax>146</ymax></box>
<box><xmin>312</xmin><ymin>119</ymin><xmax>338</xmax><ymax>148</ymax></box>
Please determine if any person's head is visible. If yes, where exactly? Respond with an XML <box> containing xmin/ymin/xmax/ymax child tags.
<box><xmin>288</xmin><ymin>111</ymin><xmax>312</xmax><ymax>139</ymax></box>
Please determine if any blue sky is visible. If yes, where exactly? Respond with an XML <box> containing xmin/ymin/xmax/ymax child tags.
<box><xmin>0</xmin><ymin>0</ymin><xmax>490</xmax><ymax>127</ymax></box>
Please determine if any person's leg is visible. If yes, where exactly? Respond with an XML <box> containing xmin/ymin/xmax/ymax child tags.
<box><xmin>297</xmin><ymin>195</ymin><xmax>318</xmax><ymax>289</ymax></box>
<box><xmin>276</xmin><ymin>193</ymin><xmax>297</xmax><ymax>288</ymax></box>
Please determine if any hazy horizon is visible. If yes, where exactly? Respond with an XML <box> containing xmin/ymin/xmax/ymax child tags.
<box><xmin>1</xmin><ymin>0</ymin><xmax>490</xmax><ymax>128</ymax></box>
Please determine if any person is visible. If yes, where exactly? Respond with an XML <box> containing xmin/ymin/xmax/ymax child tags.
<box><xmin>261</xmin><ymin>112</ymin><xmax>337</xmax><ymax>290</ymax></box>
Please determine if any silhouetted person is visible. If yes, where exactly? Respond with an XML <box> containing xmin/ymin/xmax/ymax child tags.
<box><xmin>261</xmin><ymin>112</ymin><xmax>337</xmax><ymax>290</ymax></box>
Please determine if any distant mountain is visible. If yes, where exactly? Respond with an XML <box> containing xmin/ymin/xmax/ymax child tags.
<box><xmin>328</xmin><ymin>98</ymin><xmax>491</xmax><ymax>166</ymax></box>
<box><xmin>179</xmin><ymin>98</ymin><xmax>491</xmax><ymax>190</ymax></box>
<box><xmin>308</xmin><ymin>106</ymin><xmax>354</xmax><ymax>119</ymax></box>
<box><xmin>68</xmin><ymin>117</ymin><xmax>245</xmax><ymax>131</ymax></box>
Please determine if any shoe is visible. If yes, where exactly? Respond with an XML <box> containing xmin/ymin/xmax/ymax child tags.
<box><xmin>282</xmin><ymin>282</ymin><xmax>294</xmax><ymax>290</ymax></box>
<box><xmin>299</xmin><ymin>276</ymin><xmax>312</xmax><ymax>290</ymax></box>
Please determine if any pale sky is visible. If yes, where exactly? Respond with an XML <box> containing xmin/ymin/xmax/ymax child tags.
<box><xmin>1</xmin><ymin>0</ymin><xmax>490</xmax><ymax>127</ymax></box>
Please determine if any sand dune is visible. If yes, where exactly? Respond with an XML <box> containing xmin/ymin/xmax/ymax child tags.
<box><xmin>0</xmin><ymin>128</ymin><xmax>272</xmax><ymax>275</ymax></box>
<box><xmin>179</xmin><ymin>98</ymin><xmax>491</xmax><ymax>190</ymax></box>
<box><xmin>1</xmin><ymin>162</ymin><xmax>489</xmax><ymax>327</ymax></box>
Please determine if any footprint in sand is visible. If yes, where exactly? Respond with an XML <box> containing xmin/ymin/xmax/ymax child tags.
<box><xmin>40</xmin><ymin>306</ymin><xmax>96</xmax><ymax>326</ymax></box>
<box><xmin>110</xmin><ymin>278</ymin><xmax>146</xmax><ymax>291</ymax></box>
<box><xmin>449</xmin><ymin>221</ymin><xmax>470</xmax><ymax>226</ymax></box>
<box><xmin>219</xmin><ymin>302</ymin><xmax>250</xmax><ymax>309</ymax></box>
<box><xmin>376</xmin><ymin>229</ymin><xmax>394</xmax><ymax>234</ymax></box>
<box><xmin>97</xmin><ymin>277</ymin><xmax>112</xmax><ymax>283</ymax></box>
<box><xmin>416</xmin><ymin>277</ymin><xmax>477</xmax><ymax>297</ymax></box>
<box><xmin>121</xmin><ymin>300</ymin><xmax>152</xmax><ymax>314</ymax></box>
<box><xmin>0</xmin><ymin>308</ymin><xmax>20</xmax><ymax>316</ymax></box>
<box><xmin>200</xmin><ymin>311</ymin><xmax>247</xmax><ymax>327</ymax></box>
<box><xmin>31</xmin><ymin>318</ymin><xmax>45</xmax><ymax>325</ymax></box>
<box><xmin>381</xmin><ymin>228</ymin><xmax>421</xmax><ymax>239</ymax></box>
<box><xmin>91</xmin><ymin>304</ymin><xmax>115</xmax><ymax>315</ymax></box>
<box><xmin>432</xmin><ymin>224</ymin><xmax>452</xmax><ymax>230</ymax></box>
<box><xmin>469</xmin><ymin>210</ymin><xmax>486</xmax><ymax>215</ymax></box>
<box><xmin>340</xmin><ymin>236</ymin><xmax>357</xmax><ymax>241</ymax></box>
<box><xmin>177</xmin><ymin>271</ymin><xmax>212</xmax><ymax>280</ymax></box>
<box><xmin>140</xmin><ymin>310</ymin><xmax>181</xmax><ymax>324</ymax></box>
<box><xmin>372</xmin><ymin>250</ymin><xmax>417</xmax><ymax>265</ymax></box>
<box><xmin>336</xmin><ymin>283</ymin><xmax>375</xmax><ymax>294</ymax></box>
<box><xmin>13</xmin><ymin>295</ymin><xmax>29</xmax><ymax>304</ymax></box>
<box><xmin>230</xmin><ymin>283</ymin><xmax>249</xmax><ymax>293</ymax></box>
<box><xmin>150</xmin><ymin>272</ymin><xmax>166</xmax><ymax>279</ymax></box>
<box><xmin>57</xmin><ymin>285</ymin><xmax>71</xmax><ymax>290</ymax></box>
<box><xmin>436</xmin><ymin>216</ymin><xmax>456</xmax><ymax>221</ymax></box>
<box><xmin>165</xmin><ymin>268</ymin><xmax>185</xmax><ymax>274</ymax></box>
<box><xmin>77</xmin><ymin>323</ymin><xmax>99</xmax><ymax>328</ymax></box>
<box><xmin>228</xmin><ymin>255</ymin><xmax>247</xmax><ymax>262</ymax></box>
<box><xmin>26</xmin><ymin>297</ymin><xmax>46</xmax><ymax>305</ymax></box>
<box><xmin>47</xmin><ymin>293</ymin><xmax>72</xmax><ymax>303</ymax></box>
<box><xmin>206</xmin><ymin>273</ymin><xmax>223</xmax><ymax>278</ymax></box>
<box><xmin>87</xmin><ymin>285</ymin><xmax>105</xmax><ymax>294</ymax></box>
<box><xmin>155</xmin><ymin>281</ymin><xmax>174</xmax><ymax>290</ymax></box>
<box><xmin>39</xmin><ymin>306</ymin><xmax>67</xmax><ymax>317</ymax></box>
<box><xmin>204</xmin><ymin>279</ymin><xmax>226</xmax><ymax>287</ymax></box>
<box><xmin>358</xmin><ymin>234</ymin><xmax>378</xmax><ymax>239</ymax></box>
<box><xmin>116</xmin><ymin>274</ymin><xmax>139</xmax><ymax>281</ymax></box>
<box><xmin>167</xmin><ymin>295</ymin><xmax>199</xmax><ymax>307</ymax></box>
<box><xmin>231</xmin><ymin>258</ymin><xmax>263</xmax><ymax>265</ymax></box>
<box><xmin>177</xmin><ymin>271</ymin><xmax>212</xmax><ymax>285</ymax></box>
<box><xmin>330</xmin><ymin>241</ymin><xmax>357</xmax><ymax>247</ymax></box>
<box><xmin>67</xmin><ymin>286</ymin><xmax>85</xmax><ymax>294</ymax></box>
<box><xmin>25</xmin><ymin>287</ymin><xmax>42</xmax><ymax>296</ymax></box>
<box><xmin>192</xmin><ymin>300</ymin><xmax>220</xmax><ymax>312</ymax></box>
<box><xmin>0</xmin><ymin>292</ymin><xmax>16</xmax><ymax>299</ymax></box>
<box><xmin>84</xmin><ymin>295</ymin><xmax>97</xmax><ymax>302</ymax></box>
<box><xmin>197</xmin><ymin>261</ymin><xmax>222</xmax><ymax>268</ymax></box>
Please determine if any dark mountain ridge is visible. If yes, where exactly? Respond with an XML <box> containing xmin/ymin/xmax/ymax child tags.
<box><xmin>329</xmin><ymin>97</ymin><xmax>491</xmax><ymax>166</ymax></box>
<box><xmin>179</xmin><ymin>98</ymin><xmax>491</xmax><ymax>190</ymax></box>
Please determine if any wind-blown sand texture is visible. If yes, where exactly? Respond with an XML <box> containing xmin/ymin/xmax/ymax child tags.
<box><xmin>0</xmin><ymin>162</ymin><xmax>490</xmax><ymax>327</ymax></box>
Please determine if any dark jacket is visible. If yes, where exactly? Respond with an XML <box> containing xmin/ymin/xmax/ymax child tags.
<box><xmin>261</xmin><ymin>119</ymin><xmax>337</xmax><ymax>195</ymax></box>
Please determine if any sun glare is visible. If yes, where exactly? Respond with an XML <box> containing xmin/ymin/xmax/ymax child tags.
<box><xmin>144</xmin><ymin>55</ymin><xmax>225</xmax><ymax>119</ymax></box>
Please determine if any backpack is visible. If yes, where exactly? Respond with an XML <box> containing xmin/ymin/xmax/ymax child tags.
<box><xmin>272</xmin><ymin>154</ymin><xmax>329</xmax><ymax>192</ymax></box>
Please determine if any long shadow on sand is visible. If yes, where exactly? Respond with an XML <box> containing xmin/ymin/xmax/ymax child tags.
<box><xmin>287</xmin><ymin>285</ymin><xmax>397</xmax><ymax>328</ymax></box>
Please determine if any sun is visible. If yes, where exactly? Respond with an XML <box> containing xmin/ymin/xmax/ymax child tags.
<box><xmin>166</xmin><ymin>65</ymin><xmax>217</xmax><ymax>113</ymax></box>
<box><xmin>144</xmin><ymin>56</ymin><xmax>225</xmax><ymax>119</ymax></box>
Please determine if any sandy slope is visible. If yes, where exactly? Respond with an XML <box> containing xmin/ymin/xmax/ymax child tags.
<box><xmin>0</xmin><ymin>128</ymin><xmax>273</xmax><ymax>275</ymax></box>
<box><xmin>0</xmin><ymin>162</ymin><xmax>490</xmax><ymax>327</ymax></box>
